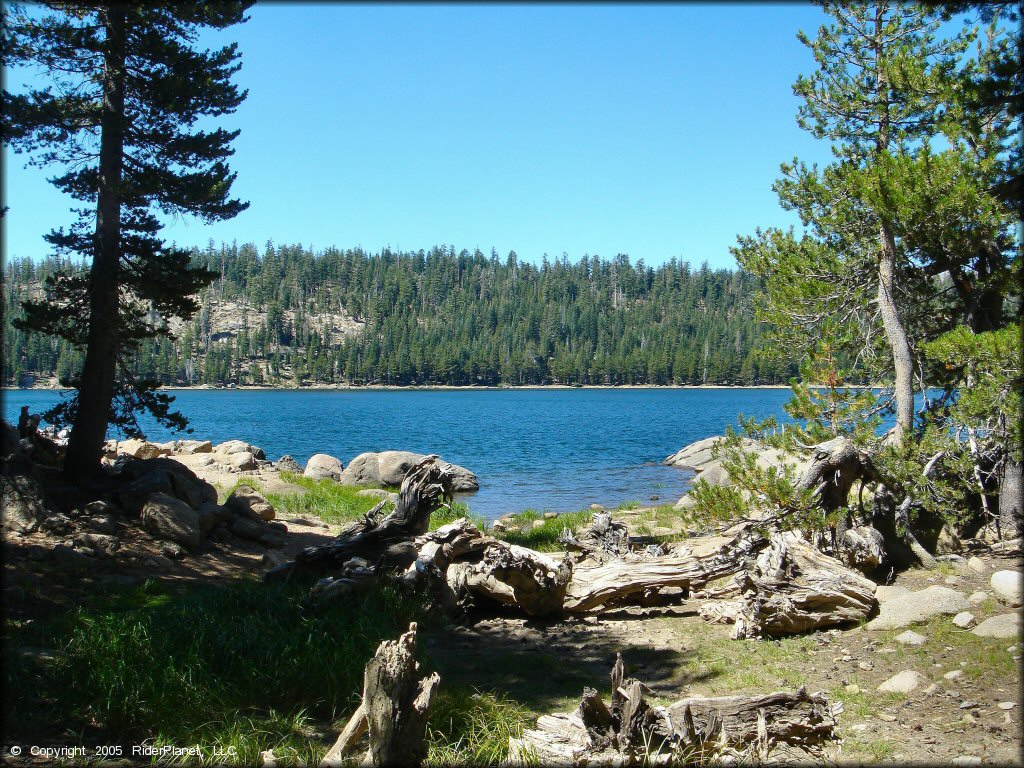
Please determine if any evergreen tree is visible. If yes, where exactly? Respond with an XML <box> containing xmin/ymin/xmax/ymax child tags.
<box><xmin>2</xmin><ymin>2</ymin><xmax>251</xmax><ymax>480</ymax></box>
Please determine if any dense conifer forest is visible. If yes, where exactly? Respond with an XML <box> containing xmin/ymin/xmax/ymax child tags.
<box><xmin>3</xmin><ymin>244</ymin><xmax>795</xmax><ymax>387</ymax></box>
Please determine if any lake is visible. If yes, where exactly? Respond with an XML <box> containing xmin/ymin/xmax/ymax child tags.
<box><xmin>3</xmin><ymin>387</ymin><xmax>794</xmax><ymax>520</ymax></box>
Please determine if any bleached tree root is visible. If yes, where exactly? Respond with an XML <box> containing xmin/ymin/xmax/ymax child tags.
<box><xmin>701</xmin><ymin>532</ymin><xmax>877</xmax><ymax>639</ymax></box>
<box><xmin>508</xmin><ymin>655</ymin><xmax>841</xmax><ymax>766</ymax></box>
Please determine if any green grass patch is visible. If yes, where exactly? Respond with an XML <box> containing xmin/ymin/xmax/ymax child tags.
<box><xmin>426</xmin><ymin>688</ymin><xmax>532</xmax><ymax>766</ymax></box>
<box><xmin>492</xmin><ymin>509</ymin><xmax>593</xmax><ymax>551</ymax></box>
<box><xmin>266</xmin><ymin>472</ymin><xmax>387</xmax><ymax>525</ymax></box>
<box><xmin>4</xmin><ymin>578</ymin><xmax>429</xmax><ymax>765</ymax></box>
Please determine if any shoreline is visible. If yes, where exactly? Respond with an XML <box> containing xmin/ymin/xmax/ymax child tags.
<box><xmin>4</xmin><ymin>383</ymin><xmax>795</xmax><ymax>392</ymax></box>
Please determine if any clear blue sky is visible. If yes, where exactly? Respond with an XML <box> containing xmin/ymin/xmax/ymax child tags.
<box><xmin>3</xmin><ymin>2</ymin><xmax>836</xmax><ymax>269</ymax></box>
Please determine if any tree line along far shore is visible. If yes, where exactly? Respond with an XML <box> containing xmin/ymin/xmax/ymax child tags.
<box><xmin>3</xmin><ymin>246</ymin><xmax>799</xmax><ymax>389</ymax></box>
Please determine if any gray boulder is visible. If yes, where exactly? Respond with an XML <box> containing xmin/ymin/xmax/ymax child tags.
<box><xmin>214</xmin><ymin>439</ymin><xmax>266</xmax><ymax>460</ymax></box>
<box><xmin>176</xmin><ymin>439</ymin><xmax>213</xmax><ymax>455</ymax></box>
<box><xmin>971</xmin><ymin>613</ymin><xmax>1022</xmax><ymax>639</ymax></box>
<box><xmin>224</xmin><ymin>451</ymin><xmax>258</xmax><ymax>471</ymax></box>
<box><xmin>275</xmin><ymin>455</ymin><xmax>303</xmax><ymax>474</ymax></box>
<box><xmin>865</xmin><ymin>585</ymin><xmax>969</xmax><ymax>630</ymax></box>
<box><xmin>118</xmin><ymin>457</ymin><xmax>217</xmax><ymax>513</ymax></box>
<box><xmin>340</xmin><ymin>450</ymin><xmax>478</xmax><ymax>491</ymax></box>
<box><xmin>141</xmin><ymin>493</ymin><xmax>201</xmax><ymax>550</ymax></box>
<box><xmin>0</xmin><ymin>470</ymin><xmax>48</xmax><ymax>534</ymax></box>
<box><xmin>230</xmin><ymin>516</ymin><xmax>265</xmax><ymax>541</ymax></box>
<box><xmin>226</xmin><ymin>485</ymin><xmax>275</xmax><ymax>521</ymax></box>
<box><xmin>304</xmin><ymin>453</ymin><xmax>344</xmax><ymax>481</ymax></box>
<box><xmin>877</xmin><ymin>670</ymin><xmax>926</xmax><ymax>694</ymax></box>
<box><xmin>990</xmin><ymin>570</ymin><xmax>1023</xmax><ymax>607</ymax></box>
<box><xmin>195</xmin><ymin>502</ymin><xmax>232</xmax><ymax>535</ymax></box>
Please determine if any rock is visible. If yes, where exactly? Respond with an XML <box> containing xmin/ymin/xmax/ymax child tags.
<box><xmin>875</xmin><ymin>585</ymin><xmax>911</xmax><ymax>603</ymax></box>
<box><xmin>117</xmin><ymin>471</ymin><xmax>173</xmax><ymax>516</ymax></box>
<box><xmin>176</xmin><ymin>439</ymin><xmax>213</xmax><ymax>455</ymax></box>
<box><xmin>304</xmin><ymin>453</ymin><xmax>344</xmax><ymax>482</ymax></box>
<box><xmin>226</xmin><ymin>486</ymin><xmax>275</xmax><ymax>521</ymax></box>
<box><xmin>944</xmin><ymin>669</ymin><xmax>964</xmax><ymax>681</ymax></box>
<box><xmin>971</xmin><ymin>613</ymin><xmax>1022</xmax><ymax>639</ymax></box>
<box><xmin>40</xmin><ymin>512</ymin><xmax>73</xmax><ymax>534</ymax></box>
<box><xmin>118</xmin><ymin>458</ymin><xmax>217</xmax><ymax>513</ymax></box>
<box><xmin>590</xmin><ymin>503</ymin><xmax>605</xmax><ymax>511</ymax></box>
<box><xmin>491</xmin><ymin>519</ymin><xmax>509</xmax><ymax>532</ymax></box>
<box><xmin>968</xmin><ymin>590</ymin><xmax>988</xmax><ymax>605</ymax></box>
<box><xmin>275</xmin><ymin>455</ymin><xmax>303</xmax><ymax>474</ymax></box>
<box><xmin>544</xmin><ymin>512</ymin><xmax>558</xmax><ymax>520</ymax></box>
<box><xmin>160</xmin><ymin>541</ymin><xmax>186</xmax><ymax>560</ymax></box>
<box><xmin>230</xmin><ymin>516</ymin><xmax>265</xmax><ymax>541</ymax></box>
<box><xmin>141</xmin><ymin>493</ymin><xmax>201</xmax><ymax>550</ymax></box>
<box><xmin>214</xmin><ymin>439</ymin><xmax>266</xmax><ymax>460</ymax></box>
<box><xmin>117</xmin><ymin>439</ymin><xmax>166</xmax><ymax>459</ymax></box>
<box><xmin>895</xmin><ymin>630</ymin><xmax>927</xmax><ymax>647</ymax></box>
<box><xmin>663</xmin><ymin>436</ymin><xmax>725</xmax><ymax>468</ymax></box>
<box><xmin>0</xmin><ymin>471</ymin><xmax>47</xmax><ymax>533</ymax></box>
<box><xmin>877</xmin><ymin>670</ymin><xmax>926</xmax><ymax>694</ymax></box>
<box><xmin>952</xmin><ymin>758</ymin><xmax>981</xmax><ymax>767</ymax></box>
<box><xmin>225</xmin><ymin>451</ymin><xmax>258</xmax><ymax>471</ymax></box>
<box><xmin>356</xmin><ymin>488</ymin><xmax>398</xmax><ymax>502</ymax></box>
<box><xmin>997</xmin><ymin>701</ymin><xmax>1016</xmax><ymax>710</ymax></box>
<box><xmin>51</xmin><ymin>544</ymin><xmax>93</xmax><ymax>570</ymax></box>
<box><xmin>951</xmin><ymin>612</ymin><xmax>976</xmax><ymax>629</ymax></box>
<box><xmin>944</xmin><ymin>575</ymin><xmax>961</xmax><ymax>586</ymax></box>
<box><xmin>532</xmin><ymin>519</ymin><xmax>546</xmax><ymax>529</ymax></box>
<box><xmin>696</xmin><ymin>462</ymin><xmax>731</xmax><ymax>487</ymax></box>
<box><xmin>339</xmin><ymin>450</ymin><xmax>478</xmax><ymax>491</ymax></box>
<box><xmin>74</xmin><ymin>532</ymin><xmax>119</xmax><ymax>556</ymax></box>
<box><xmin>936</xmin><ymin>524</ymin><xmax>962</xmax><ymax>554</ymax></box>
<box><xmin>967</xmin><ymin>556</ymin><xmax>987</xmax><ymax>574</ymax></box>
<box><xmin>263</xmin><ymin>550</ymin><xmax>288</xmax><ymax>569</ymax></box>
<box><xmin>195</xmin><ymin>502</ymin><xmax>231</xmax><ymax>535</ymax></box>
<box><xmin>1</xmin><ymin>419</ymin><xmax>21</xmax><ymax>456</ymax></box>
<box><xmin>674</xmin><ymin>493</ymin><xmax>697</xmax><ymax>511</ymax></box>
<box><xmin>990</xmin><ymin>570</ymin><xmax>1023</xmax><ymax>607</ymax></box>
<box><xmin>865</xmin><ymin>586</ymin><xmax>970</xmax><ymax>630</ymax></box>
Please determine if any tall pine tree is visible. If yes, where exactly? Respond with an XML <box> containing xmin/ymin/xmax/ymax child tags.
<box><xmin>2</xmin><ymin>2</ymin><xmax>251</xmax><ymax>481</ymax></box>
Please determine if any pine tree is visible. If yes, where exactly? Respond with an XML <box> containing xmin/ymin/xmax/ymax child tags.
<box><xmin>3</xmin><ymin>2</ymin><xmax>251</xmax><ymax>480</ymax></box>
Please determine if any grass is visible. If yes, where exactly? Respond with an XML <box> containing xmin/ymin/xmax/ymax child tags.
<box><xmin>263</xmin><ymin>472</ymin><xmax>386</xmax><ymax>525</ymax></box>
<box><xmin>4</xmin><ymin>578</ymin><xmax>436</xmax><ymax>766</ymax></box>
<box><xmin>491</xmin><ymin>508</ymin><xmax>594</xmax><ymax>551</ymax></box>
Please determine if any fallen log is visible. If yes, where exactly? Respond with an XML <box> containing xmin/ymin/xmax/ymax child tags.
<box><xmin>508</xmin><ymin>655</ymin><xmax>840</xmax><ymax>766</ymax></box>
<box><xmin>268</xmin><ymin>456</ymin><xmax>455</xmax><ymax>585</ymax></box>
<box><xmin>726</xmin><ymin>532</ymin><xmax>877</xmax><ymax>639</ymax></box>
<box><xmin>321</xmin><ymin>622</ymin><xmax>439</xmax><ymax>768</ymax></box>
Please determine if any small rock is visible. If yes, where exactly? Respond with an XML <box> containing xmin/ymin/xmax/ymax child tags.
<box><xmin>274</xmin><ymin>455</ymin><xmax>303</xmax><ymax>473</ymax></box>
<box><xmin>944</xmin><ymin>575</ymin><xmax>961</xmax><ymax>586</ymax></box>
<box><xmin>865</xmin><ymin>585</ymin><xmax>969</xmax><ymax>630</ymax></box>
<box><xmin>141</xmin><ymin>493</ymin><xmax>201</xmax><ymax>550</ymax></box>
<box><xmin>857</xmin><ymin>661</ymin><xmax>873</xmax><ymax>671</ymax></box>
<box><xmin>226</xmin><ymin>485</ymin><xmax>275</xmax><ymax>521</ymax></box>
<box><xmin>972</xmin><ymin>613</ymin><xmax>1022</xmax><ymax>639</ymax></box>
<box><xmin>952</xmin><ymin>612</ymin><xmax>976</xmax><ymax>629</ymax></box>
<box><xmin>845</xmin><ymin>684</ymin><xmax>861</xmax><ymax>694</ymax></box>
<box><xmin>160</xmin><ymin>541</ymin><xmax>186</xmax><ymax>560</ymax></box>
<box><xmin>959</xmin><ymin>701</ymin><xmax>978</xmax><ymax>709</ymax></box>
<box><xmin>876</xmin><ymin>712</ymin><xmax>898</xmax><ymax>722</ymax></box>
<box><xmin>851</xmin><ymin>723</ymin><xmax>869</xmax><ymax>732</ymax></box>
<box><xmin>952</xmin><ymin>757</ymin><xmax>981</xmax><ymax>767</ymax></box>
<box><xmin>944</xmin><ymin>670</ymin><xmax>964</xmax><ymax>681</ymax></box>
<box><xmin>532</xmin><ymin>519</ymin><xmax>546</xmax><ymax>529</ymax></box>
<box><xmin>544</xmin><ymin>511</ymin><xmax>558</xmax><ymax>520</ymax></box>
<box><xmin>895</xmin><ymin>630</ymin><xmax>927</xmax><ymax>647</ymax></box>
<box><xmin>878</xmin><ymin>670</ymin><xmax>926</xmax><ymax>694</ymax></box>
<box><xmin>967</xmin><ymin>590</ymin><xmax>988</xmax><ymax>605</ymax></box>
<box><xmin>990</xmin><ymin>570</ymin><xmax>1023</xmax><ymax>607</ymax></box>
<box><xmin>590</xmin><ymin>503</ymin><xmax>605</xmax><ymax>511</ymax></box>
<box><xmin>922</xmin><ymin>683</ymin><xmax>939</xmax><ymax>695</ymax></box>
<box><xmin>997</xmin><ymin>701</ymin><xmax>1016</xmax><ymax>710</ymax></box>
<box><xmin>967</xmin><ymin>556</ymin><xmax>987</xmax><ymax>574</ymax></box>
<box><xmin>50</xmin><ymin>544</ymin><xmax>92</xmax><ymax>571</ymax></box>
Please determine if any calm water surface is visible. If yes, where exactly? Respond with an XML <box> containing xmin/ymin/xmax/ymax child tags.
<box><xmin>3</xmin><ymin>388</ymin><xmax>793</xmax><ymax>520</ymax></box>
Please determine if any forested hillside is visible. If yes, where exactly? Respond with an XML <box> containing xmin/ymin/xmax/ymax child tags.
<box><xmin>3</xmin><ymin>243</ymin><xmax>796</xmax><ymax>387</ymax></box>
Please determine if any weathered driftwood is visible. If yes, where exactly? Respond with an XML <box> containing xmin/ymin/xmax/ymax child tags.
<box><xmin>727</xmin><ymin>532</ymin><xmax>877</xmax><ymax>639</ymax></box>
<box><xmin>268</xmin><ymin>456</ymin><xmax>455</xmax><ymax>586</ymax></box>
<box><xmin>508</xmin><ymin>655</ymin><xmax>840</xmax><ymax>766</ymax></box>
<box><xmin>321</xmin><ymin>622</ymin><xmax>439</xmax><ymax>768</ymax></box>
<box><xmin>563</xmin><ymin>529</ymin><xmax>767</xmax><ymax>614</ymax></box>
<box><xmin>559</xmin><ymin>512</ymin><xmax>631</xmax><ymax>562</ymax></box>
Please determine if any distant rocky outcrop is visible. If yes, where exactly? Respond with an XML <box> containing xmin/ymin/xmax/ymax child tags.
<box><xmin>340</xmin><ymin>450</ymin><xmax>479</xmax><ymax>491</ymax></box>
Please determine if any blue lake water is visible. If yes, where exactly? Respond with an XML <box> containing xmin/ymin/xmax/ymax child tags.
<box><xmin>3</xmin><ymin>388</ymin><xmax>794</xmax><ymax>520</ymax></box>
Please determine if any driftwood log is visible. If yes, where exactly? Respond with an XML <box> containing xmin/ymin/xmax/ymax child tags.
<box><xmin>508</xmin><ymin>655</ymin><xmax>840</xmax><ymax>766</ymax></box>
<box><xmin>699</xmin><ymin>532</ymin><xmax>877</xmax><ymax>639</ymax></box>
<box><xmin>320</xmin><ymin>622</ymin><xmax>439</xmax><ymax>768</ymax></box>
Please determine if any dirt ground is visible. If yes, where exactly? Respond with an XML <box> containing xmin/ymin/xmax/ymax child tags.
<box><xmin>4</xmin><ymin>460</ymin><xmax>1022</xmax><ymax>766</ymax></box>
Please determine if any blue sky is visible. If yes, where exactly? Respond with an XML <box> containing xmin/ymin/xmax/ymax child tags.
<box><xmin>3</xmin><ymin>3</ymin><xmax>836</xmax><ymax>269</ymax></box>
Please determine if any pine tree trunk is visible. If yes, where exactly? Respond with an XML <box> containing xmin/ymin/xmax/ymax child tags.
<box><xmin>877</xmin><ymin>224</ymin><xmax>915</xmax><ymax>443</ymax></box>
<box><xmin>63</xmin><ymin>5</ymin><xmax>126</xmax><ymax>483</ymax></box>
<box><xmin>998</xmin><ymin>457</ymin><xmax>1023</xmax><ymax>539</ymax></box>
